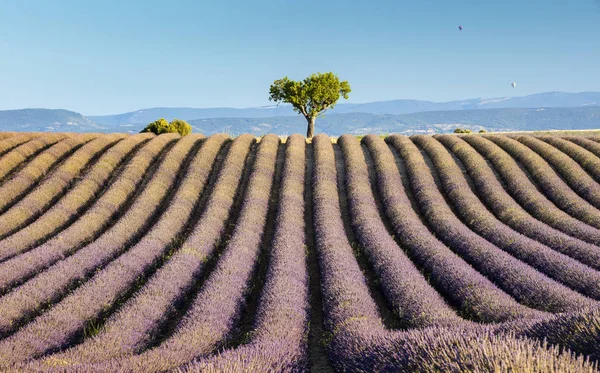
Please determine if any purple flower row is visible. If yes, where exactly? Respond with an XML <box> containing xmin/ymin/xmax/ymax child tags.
<box><xmin>0</xmin><ymin>134</ymin><xmax>173</xmax><ymax>333</ymax></box>
<box><xmin>37</xmin><ymin>134</ymin><xmax>272</xmax><ymax>372</ymax></box>
<box><xmin>435</xmin><ymin>134</ymin><xmax>600</xmax><ymax>271</ymax></box>
<box><xmin>88</xmin><ymin>134</ymin><xmax>279</xmax><ymax>372</ymax></box>
<box><xmin>311</xmin><ymin>134</ymin><xmax>593</xmax><ymax>372</ymax></box>
<box><xmin>502</xmin><ymin>307</ymin><xmax>600</xmax><ymax>362</ymax></box>
<box><xmin>339</xmin><ymin>134</ymin><xmax>461</xmax><ymax>328</ymax></box>
<box><xmin>362</xmin><ymin>135</ymin><xmax>537</xmax><ymax>322</ymax></box>
<box><xmin>0</xmin><ymin>133</ymin><xmax>42</xmax><ymax>157</ymax></box>
<box><xmin>387</xmin><ymin>134</ymin><xmax>591</xmax><ymax>313</ymax></box>
<box><xmin>516</xmin><ymin>135</ymin><xmax>600</xmax><ymax>210</ymax></box>
<box><xmin>0</xmin><ymin>135</ymin><xmax>97</xmax><ymax>212</ymax></box>
<box><xmin>336</xmin><ymin>323</ymin><xmax>595</xmax><ymax>372</ymax></box>
<box><xmin>310</xmin><ymin>133</ymin><xmax>389</xmax><ymax>371</ymax></box>
<box><xmin>0</xmin><ymin>133</ymin><xmax>67</xmax><ymax>181</ymax></box>
<box><xmin>28</xmin><ymin>133</ymin><xmax>233</xmax><ymax>367</ymax></box>
<box><xmin>540</xmin><ymin>136</ymin><xmax>600</xmax><ymax>183</ymax></box>
<box><xmin>0</xmin><ymin>132</ymin><xmax>17</xmax><ymax>141</ymax></box>
<box><xmin>461</xmin><ymin>135</ymin><xmax>600</xmax><ymax>245</ymax></box>
<box><xmin>480</xmin><ymin>135</ymin><xmax>600</xmax><ymax>230</ymax></box>
<box><xmin>566</xmin><ymin>136</ymin><xmax>600</xmax><ymax>160</ymax></box>
<box><xmin>413</xmin><ymin>134</ymin><xmax>600</xmax><ymax>301</ymax></box>
<box><xmin>0</xmin><ymin>133</ymin><xmax>201</xmax><ymax>366</ymax></box>
<box><xmin>0</xmin><ymin>134</ymin><xmax>200</xmax><ymax>331</ymax></box>
<box><xmin>0</xmin><ymin>133</ymin><xmax>154</xmax><ymax>264</ymax></box>
<box><xmin>180</xmin><ymin>134</ymin><xmax>310</xmax><ymax>373</ymax></box>
<box><xmin>0</xmin><ymin>134</ymin><xmax>125</xmax><ymax>237</ymax></box>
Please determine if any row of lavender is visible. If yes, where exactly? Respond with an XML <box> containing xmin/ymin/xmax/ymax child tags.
<box><xmin>0</xmin><ymin>132</ymin><xmax>599</xmax><ymax>371</ymax></box>
<box><xmin>312</xmin><ymin>134</ymin><xmax>597</xmax><ymax>371</ymax></box>
<box><xmin>0</xmin><ymin>133</ymin><xmax>308</xmax><ymax>372</ymax></box>
<box><xmin>0</xmin><ymin>134</ymin><xmax>125</xmax><ymax>238</ymax></box>
<box><xmin>18</xmin><ymin>134</ymin><xmax>284</xmax><ymax>372</ymax></box>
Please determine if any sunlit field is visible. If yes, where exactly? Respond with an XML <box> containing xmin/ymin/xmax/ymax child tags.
<box><xmin>0</xmin><ymin>132</ymin><xmax>599</xmax><ymax>372</ymax></box>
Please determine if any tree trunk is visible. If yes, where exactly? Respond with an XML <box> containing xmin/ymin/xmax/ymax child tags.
<box><xmin>306</xmin><ymin>117</ymin><xmax>315</xmax><ymax>139</ymax></box>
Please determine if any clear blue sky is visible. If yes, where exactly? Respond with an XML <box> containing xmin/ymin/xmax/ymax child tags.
<box><xmin>0</xmin><ymin>0</ymin><xmax>598</xmax><ymax>115</ymax></box>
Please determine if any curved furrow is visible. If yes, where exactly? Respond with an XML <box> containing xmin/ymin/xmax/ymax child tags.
<box><xmin>0</xmin><ymin>133</ymin><xmax>67</xmax><ymax>182</ymax></box>
<box><xmin>0</xmin><ymin>133</ymin><xmax>154</xmax><ymax>265</ymax></box>
<box><xmin>338</xmin><ymin>135</ymin><xmax>461</xmax><ymax>328</ymax></box>
<box><xmin>0</xmin><ymin>133</ymin><xmax>41</xmax><ymax>157</ymax></box>
<box><xmin>178</xmin><ymin>134</ymin><xmax>310</xmax><ymax>373</ymax></box>
<box><xmin>0</xmin><ymin>132</ymin><xmax>16</xmax><ymax>141</ymax></box>
<box><xmin>54</xmin><ymin>135</ymin><xmax>277</xmax><ymax>372</ymax></box>
<box><xmin>566</xmin><ymin>136</ymin><xmax>600</xmax><ymax>160</ymax></box>
<box><xmin>332</xmin><ymin>142</ymin><xmax>400</xmax><ymax>330</ymax></box>
<box><xmin>0</xmin><ymin>134</ymin><xmax>197</xmax><ymax>336</ymax></box>
<box><xmin>387</xmin><ymin>134</ymin><xmax>590</xmax><ymax>314</ymax></box>
<box><xmin>516</xmin><ymin>135</ymin><xmax>600</xmax><ymax>209</ymax></box>
<box><xmin>226</xmin><ymin>138</ymin><xmax>286</xmax><ymax>349</ymax></box>
<box><xmin>309</xmin><ymin>134</ymin><xmax>591</xmax><ymax>372</ymax></box>
<box><xmin>101</xmin><ymin>135</ymin><xmax>277</xmax><ymax>372</ymax></box>
<box><xmin>481</xmin><ymin>135</ymin><xmax>600</xmax><ymax>229</ymax></box>
<box><xmin>26</xmin><ymin>134</ymin><xmax>232</xmax><ymax>367</ymax></box>
<box><xmin>413</xmin><ymin>135</ymin><xmax>600</xmax><ymax>301</ymax></box>
<box><xmin>539</xmin><ymin>136</ymin><xmax>600</xmax><ymax>183</ymax></box>
<box><xmin>435</xmin><ymin>134</ymin><xmax>600</xmax><ymax>271</ymax></box>
<box><xmin>0</xmin><ymin>133</ymin><xmax>205</xmax><ymax>366</ymax></box>
<box><xmin>304</xmin><ymin>142</ymin><xmax>334</xmax><ymax>373</ymax></box>
<box><xmin>0</xmin><ymin>136</ymin><xmax>95</xmax><ymax>214</ymax></box>
<box><xmin>332</xmin><ymin>324</ymin><xmax>595</xmax><ymax>373</ymax></box>
<box><xmin>462</xmin><ymin>135</ymin><xmax>600</xmax><ymax>241</ymax></box>
<box><xmin>502</xmin><ymin>307</ymin><xmax>600</xmax><ymax>363</ymax></box>
<box><xmin>0</xmin><ymin>134</ymin><xmax>173</xmax><ymax>291</ymax></box>
<box><xmin>0</xmin><ymin>134</ymin><xmax>125</xmax><ymax>238</ymax></box>
<box><xmin>309</xmin><ymin>133</ymin><xmax>386</xmax><ymax>363</ymax></box>
<box><xmin>363</xmin><ymin>135</ymin><xmax>539</xmax><ymax>322</ymax></box>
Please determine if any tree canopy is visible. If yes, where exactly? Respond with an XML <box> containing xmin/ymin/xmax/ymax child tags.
<box><xmin>269</xmin><ymin>72</ymin><xmax>350</xmax><ymax>138</ymax></box>
<box><xmin>142</xmin><ymin>118</ymin><xmax>192</xmax><ymax>136</ymax></box>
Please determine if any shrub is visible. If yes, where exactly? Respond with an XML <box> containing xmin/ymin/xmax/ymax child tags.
<box><xmin>142</xmin><ymin>118</ymin><xmax>192</xmax><ymax>136</ymax></box>
<box><xmin>454</xmin><ymin>128</ymin><xmax>473</xmax><ymax>134</ymax></box>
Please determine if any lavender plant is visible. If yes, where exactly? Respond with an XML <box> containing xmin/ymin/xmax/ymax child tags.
<box><xmin>0</xmin><ymin>134</ymin><xmax>174</xmax><ymax>292</ymax></box>
<box><xmin>0</xmin><ymin>134</ymin><xmax>125</xmax><ymax>237</ymax></box>
<box><xmin>516</xmin><ymin>135</ymin><xmax>600</xmax><ymax>209</ymax></box>
<box><xmin>363</xmin><ymin>134</ymin><xmax>539</xmax><ymax>322</ymax></box>
<box><xmin>387</xmin><ymin>135</ymin><xmax>591</xmax><ymax>313</ymax></box>
<box><xmin>413</xmin><ymin>134</ymin><xmax>600</xmax><ymax>300</ymax></box>
<box><xmin>436</xmin><ymin>134</ymin><xmax>600</xmax><ymax>270</ymax></box>
<box><xmin>0</xmin><ymin>136</ymin><xmax>96</xmax><ymax>212</ymax></box>
<box><xmin>0</xmin><ymin>133</ymin><xmax>67</xmax><ymax>181</ymax></box>
<box><xmin>539</xmin><ymin>136</ymin><xmax>600</xmax><ymax>183</ymax></box>
<box><xmin>463</xmin><ymin>135</ymin><xmax>600</xmax><ymax>240</ymax></box>
<box><xmin>481</xmin><ymin>135</ymin><xmax>600</xmax><ymax>229</ymax></box>
<box><xmin>0</xmin><ymin>133</ymin><xmax>154</xmax><ymax>263</ymax></box>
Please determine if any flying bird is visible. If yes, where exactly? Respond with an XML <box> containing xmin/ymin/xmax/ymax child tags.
<box><xmin>511</xmin><ymin>82</ymin><xmax>517</xmax><ymax>88</ymax></box>
<box><xmin>459</xmin><ymin>25</ymin><xmax>463</xmax><ymax>31</ymax></box>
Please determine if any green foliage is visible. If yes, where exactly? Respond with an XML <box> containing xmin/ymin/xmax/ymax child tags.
<box><xmin>479</xmin><ymin>129</ymin><xmax>487</xmax><ymax>133</ymax></box>
<box><xmin>168</xmin><ymin>119</ymin><xmax>192</xmax><ymax>136</ymax></box>
<box><xmin>142</xmin><ymin>118</ymin><xmax>192</xmax><ymax>136</ymax></box>
<box><xmin>269</xmin><ymin>72</ymin><xmax>351</xmax><ymax>138</ymax></box>
<box><xmin>454</xmin><ymin>128</ymin><xmax>473</xmax><ymax>134</ymax></box>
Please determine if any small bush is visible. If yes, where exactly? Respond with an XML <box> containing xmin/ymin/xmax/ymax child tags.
<box><xmin>142</xmin><ymin>118</ymin><xmax>192</xmax><ymax>136</ymax></box>
<box><xmin>454</xmin><ymin>128</ymin><xmax>473</xmax><ymax>134</ymax></box>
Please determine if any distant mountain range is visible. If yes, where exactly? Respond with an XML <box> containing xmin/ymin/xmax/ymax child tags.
<box><xmin>189</xmin><ymin>107</ymin><xmax>600</xmax><ymax>136</ymax></box>
<box><xmin>0</xmin><ymin>109</ymin><xmax>103</xmax><ymax>132</ymax></box>
<box><xmin>0</xmin><ymin>91</ymin><xmax>599</xmax><ymax>135</ymax></box>
<box><xmin>88</xmin><ymin>91</ymin><xmax>600</xmax><ymax>126</ymax></box>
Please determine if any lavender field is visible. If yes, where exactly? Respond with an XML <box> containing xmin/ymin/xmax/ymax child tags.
<box><xmin>0</xmin><ymin>131</ymin><xmax>599</xmax><ymax>372</ymax></box>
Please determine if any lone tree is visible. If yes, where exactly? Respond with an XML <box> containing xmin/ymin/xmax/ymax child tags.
<box><xmin>141</xmin><ymin>118</ymin><xmax>192</xmax><ymax>136</ymax></box>
<box><xmin>269</xmin><ymin>72</ymin><xmax>351</xmax><ymax>138</ymax></box>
